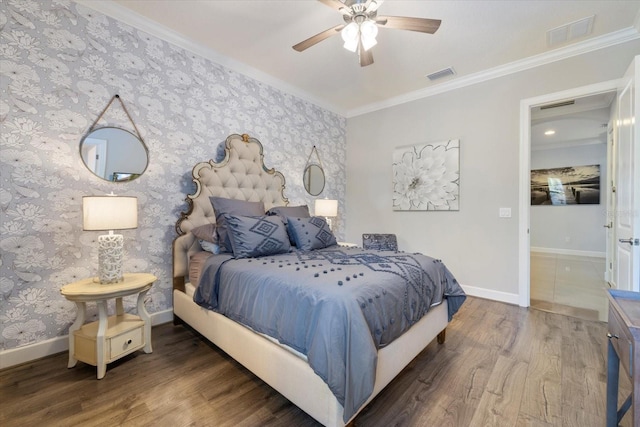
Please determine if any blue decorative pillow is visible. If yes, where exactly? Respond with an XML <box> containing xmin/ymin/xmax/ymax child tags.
<box><xmin>286</xmin><ymin>216</ymin><xmax>337</xmax><ymax>251</ymax></box>
<box><xmin>210</xmin><ymin>197</ymin><xmax>265</xmax><ymax>253</ymax></box>
<box><xmin>222</xmin><ymin>214</ymin><xmax>291</xmax><ymax>258</ymax></box>
<box><xmin>267</xmin><ymin>205</ymin><xmax>310</xmax><ymax>245</ymax></box>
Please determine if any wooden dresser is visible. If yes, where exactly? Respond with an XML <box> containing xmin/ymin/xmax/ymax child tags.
<box><xmin>606</xmin><ymin>290</ymin><xmax>640</xmax><ymax>427</ymax></box>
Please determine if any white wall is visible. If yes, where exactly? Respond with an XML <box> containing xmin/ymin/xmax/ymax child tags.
<box><xmin>345</xmin><ymin>40</ymin><xmax>640</xmax><ymax>302</ymax></box>
<box><xmin>530</xmin><ymin>143</ymin><xmax>607</xmax><ymax>255</ymax></box>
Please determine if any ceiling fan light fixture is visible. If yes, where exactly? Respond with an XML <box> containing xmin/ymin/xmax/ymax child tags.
<box><xmin>360</xmin><ymin>20</ymin><xmax>378</xmax><ymax>50</ymax></box>
<box><xmin>342</xmin><ymin>22</ymin><xmax>359</xmax><ymax>42</ymax></box>
<box><xmin>360</xmin><ymin>20</ymin><xmax>378</xmax><ymax>39</ymax></box>
<box><xmin>361</xmin><ymin>34</ymin><xmax>377</xmax><ymax>51</ymax></box>
<box><xmin>341</xmin><ymin>22</ymin><xmax>360</xmax><ymax>52</ymax></box>
<box><xmin>293</xmin><ymin>0</ymin><xmax>442</xmax><ymax>67</ymax></box>
<box><xmin>343</xmin><ymin>38</ymin><xmax>359</xmax><ymax>52</ymax></box>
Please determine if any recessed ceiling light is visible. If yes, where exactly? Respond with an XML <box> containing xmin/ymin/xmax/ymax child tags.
<box><xmin>545</xmin><ymin>130</ymin><xmax>556</xmax><ymax>136</ymax></box>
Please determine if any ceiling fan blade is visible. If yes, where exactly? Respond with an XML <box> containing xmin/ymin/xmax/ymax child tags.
<box><xmin>360</xmin><ymin>49</ymin><xmax>374</xmax><ymax>67</ymax></box>
<box><xmin>318</xmin><ymin>0</ymin><xmax>351</xmax><ymax>15</ymax></box>
<box><xmin>376</xmin><ymin>16</ymin><xmax>441</xmax><ymax>34</ymax></box>
<box><xmin>358</xmin><ymin>39</ymin><xmax>374</xmax><ymax>67</ymax></box>
<box><xmin>292</xmin><ymin>24</ymin><xmax>345</xmax><ymax>52</ymax></box>
<box><xmin>365</xmin><ymin>0</ymin><xmax>383</xmax><ymax>13</ymax></box>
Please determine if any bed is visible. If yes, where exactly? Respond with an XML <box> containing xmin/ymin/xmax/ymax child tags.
<box><xmin>172</xmin><ymin>134</ymin><xmax>465</xmax><ymax>426</ymax></box>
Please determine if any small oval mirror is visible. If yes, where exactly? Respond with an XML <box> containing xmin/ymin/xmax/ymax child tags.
<box><xmin>80</xmin><ymin>127</ymin><xmax>148</xmax><ymax>182</ymax></box>
<box><xmin>303</xmin><ymin>164</ymin><xmax>325</xmax><ymax>196</ymax></box>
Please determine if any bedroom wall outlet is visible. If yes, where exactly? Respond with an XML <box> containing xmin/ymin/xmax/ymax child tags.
<box><xmin>499</xmin><ymin>207</ymin><xmax>512</xmax><ymax>218</ymax></box>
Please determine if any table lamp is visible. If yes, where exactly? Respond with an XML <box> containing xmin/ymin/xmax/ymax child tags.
<box><xmin>315</xmin><ymin>199</ymin><xmax>338</xmax><ymax>231</ymax></box>
<box><xmin>83</xmin><ymin>194</ymin><xmax>138</xmax><ymax>284</ymax></box>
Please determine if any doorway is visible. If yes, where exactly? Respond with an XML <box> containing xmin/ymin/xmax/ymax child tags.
<box><xmin>518</xmin><ymin>79</ymin><xmax>621</xmax><ymax>310</ymax></box>
<box><xmin>528</xmin><ymin>92</ymin><xmax>615</xmax><ymax>321</ymax></box>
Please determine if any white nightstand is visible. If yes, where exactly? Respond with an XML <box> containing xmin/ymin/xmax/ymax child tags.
<box><xmin>61</xmin><ymin>273</ymin><xmax>156</xmax><ymax>379</ymax></box>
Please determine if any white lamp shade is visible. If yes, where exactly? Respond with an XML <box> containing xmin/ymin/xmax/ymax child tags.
<box><xmin>83</xmin><ymin>196</ymin><xmax>138</xmax><ymax>231</ymax></box>
<box><xmin>315</xmin><ymin>199</ymin><xmax>338</xmax><ymax>217</ymax></box>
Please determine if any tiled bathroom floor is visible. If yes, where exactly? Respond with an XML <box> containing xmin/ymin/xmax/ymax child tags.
<box><xmin>530</xmin><ymin>252</ymin><xmax>609</xmax><ymax>322</ymax></box>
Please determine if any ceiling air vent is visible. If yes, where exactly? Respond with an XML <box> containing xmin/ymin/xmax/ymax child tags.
<box><xmin>426</xmin><ymin>67</ymin><xmax>455</xmax><ymax>81</ymax></box>
<box><xmin>540</xmin><ymin>100</ymin><xmax>575</xmax><ymax>110</ymax></box>
<box><xmin>547</xmin><ymin>15</ymin><xmax>594</xmax><ymax>46</ymax></box>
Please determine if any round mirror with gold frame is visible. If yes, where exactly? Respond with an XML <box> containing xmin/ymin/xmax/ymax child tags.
<box><xmin>303</xmin><ymin>163</ymin><xmax>325</xmax><ymax>196</ymax></box>
<box><xmin>303</xmin><ymin>145</ymin><xmax>326</xmax><ymax>196</ymax></box>
<box><xmin>80</xmin><ymin>126</ymin><xmax>148</xmax><ymax>182</ymax></box>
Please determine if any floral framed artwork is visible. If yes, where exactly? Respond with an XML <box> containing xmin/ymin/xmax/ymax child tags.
<box><xmin>530</xmin><ymin>164</ymin><xmax>600</xmax><ymax>205</ymax></box>
<box><xmin>392</xmin><ymin>139</ymin><xmax>460</xmax><ymax>211</ymax></box>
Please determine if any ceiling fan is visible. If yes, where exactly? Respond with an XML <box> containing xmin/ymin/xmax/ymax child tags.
<box><xmin>292</xmin><ymin>0</ymin><xmax>441</xmax><ymax>67</ymax></box>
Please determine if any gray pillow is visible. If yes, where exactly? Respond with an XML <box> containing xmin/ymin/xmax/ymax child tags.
<box><xmin>286</xmin><ymin>216</ymin><xmax>337</xmax><ymax>251</ymax></box>
<box><xmin>210</xmin><ymin>197</ymin><xmax>265</xmax><ymax>252</ymax></box>
<box><xmin>266</xmin><ymin>205</ymin><xmax>310</xmax><ymax>225</ymax></box>
<box><xmin>267</xmin><ymin>205</ymin><xmax>310</xmax><ymax>246</ymax></box>
<box><xmin>222</xmin><ymin>214</ymin><xmax>291</xmax><ymax>258</ymax></box>
<box><xmin>191</xmin><ymin>223</ymin><xmax>217</xmax><ymax>243</ymax></box>
<box><xmin>191</xmin><ymin>223</ymin><xmax>220</xmax><ymax>253</ymax></box>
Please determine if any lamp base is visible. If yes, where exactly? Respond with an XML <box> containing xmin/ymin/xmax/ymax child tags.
<box><xmin>98</xmin><ymin>233</ymin><xmax>124</xmax><ymax>284</ymax></box>
<box><xmin>325</xmin><ymin>217</ymin><xmax>333</xmax><ymax>232</ymax></box>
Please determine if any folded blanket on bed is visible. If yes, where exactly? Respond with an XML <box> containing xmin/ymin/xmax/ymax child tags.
<box><xmin>193</xmin><ymin>246</ymin><xmax>465</xmax><ymax>422</ymax></box>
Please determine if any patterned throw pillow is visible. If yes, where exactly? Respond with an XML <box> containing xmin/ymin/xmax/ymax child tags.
<box><xmin>222</xmin><ymin>214</ymin><xmax>291</xmax><ymax>258</ymax></box>
<box><xmin>266</xmin><ymin>205</ymin><xmax>310</xmax><ymax>245</ymax></box>
<box><xmin>362</xmin><ymin>234</ymin><xmax>398</xmax><ymax>251</ymax></box>
<box><xmin>210</xmin><ymin>197</ymin><xmax>266</xmax><ymax>253</ymax></box>
<box><xmin>286</xmin><ymin>216</ymin><xmax>337</xmax><ymax>251</ymax></box>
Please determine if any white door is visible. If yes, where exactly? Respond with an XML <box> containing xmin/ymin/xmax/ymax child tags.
<box><xmin>605</xmin><ymin>122</ymin><xmax>615</xmax><ymax>283</ymax></box>
<box><xmin>614</xmin><ymin>56</ymin><xmax>640</xmax><ymax>291</ymax></box>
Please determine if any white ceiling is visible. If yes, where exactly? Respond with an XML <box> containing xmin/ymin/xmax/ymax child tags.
<box><xmin>85</xmin><ymin>1</ymin><xmax>640</xmax><ymax>117</ymax></box>
<box><xmin>531</xmin><ymin>92</ymin><xmax>614</xmax><ymax>149</ymax></box>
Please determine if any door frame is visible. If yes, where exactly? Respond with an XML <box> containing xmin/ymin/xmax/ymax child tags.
<box><xmin>518</xmin><ymin>79</ymin><xmax>621</xmax><ymax>307</ymax></box>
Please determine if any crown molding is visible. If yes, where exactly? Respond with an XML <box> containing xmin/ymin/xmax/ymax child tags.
<box><xmin>73</xmin><ymin>0</ymin><xmax>347</xmax><ymax>117</ymax></box>
<box><xmin>346</xmin><ymin>27</ymin><xmax>640</xmax><ymax>118</ymax></box>
<box><xmin>74</xmin><ymin>1</ymin><xmax>638</xmax><ymax>121</ymax></box>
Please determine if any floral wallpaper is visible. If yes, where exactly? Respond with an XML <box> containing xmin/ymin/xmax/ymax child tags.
<box><xmin>0</xmin><ymin>0</ymin><xmax>346</xmax><ymax>352</ymax></box>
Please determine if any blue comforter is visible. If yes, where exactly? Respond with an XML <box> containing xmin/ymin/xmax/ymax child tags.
<box><xmin>193</xmin><ymin>246</ymin><xmax>465</xmax><ymax>422</ymax></box>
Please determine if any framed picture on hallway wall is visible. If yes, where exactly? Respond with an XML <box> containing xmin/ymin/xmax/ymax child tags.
<box><xmin>392</xmin><ymin>139</ymin><xmax>460</xmax><ymax>211</ymax></box>
<box><xmin>530</xmin><ymin>164</ymin><xmax>600</xmax><ymax>205</ymax></box>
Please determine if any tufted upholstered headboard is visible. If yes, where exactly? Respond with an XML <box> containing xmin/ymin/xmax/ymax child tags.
<box><xmin>172</xmin><ymin>134</ymin><xmax>289</xmax><ymax>290</ymax></box>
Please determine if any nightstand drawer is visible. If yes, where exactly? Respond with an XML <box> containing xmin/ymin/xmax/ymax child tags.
<box><xmin>609</xmin><ymin>304</ymin><xmax>634</xmax><ymax>378</ymax></box>
<box><xmin>109</xmin><ymin>326</ymin><xmax>143</xmax><ymax>360</ymax></box>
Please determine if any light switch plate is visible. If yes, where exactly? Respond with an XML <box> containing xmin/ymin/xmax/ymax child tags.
<box><xmin>499</xmin><ymin>207</ymin><xmax>512</xmax><ymax>218</ymax></box>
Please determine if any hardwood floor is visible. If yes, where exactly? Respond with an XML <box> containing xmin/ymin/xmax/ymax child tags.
<box><xmin>0</xmin><ymin>297</ymin><xmax>633</xmax><ymax>427</ymax></box>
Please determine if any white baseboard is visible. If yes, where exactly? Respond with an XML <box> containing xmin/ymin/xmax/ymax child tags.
<box><xmin>461</xmin><ymin>284</ymin><xmax>521</xmax><ymax>306</ymax></box>
<box><xmin>0</xmin><ymin>309</ymin><xmax>174</xmax><ymax>370</ymax></box>
<box><xmin>530</xmin><ymin>247</ymin><xmax>606</xmax><ymax>258</ymax></box>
